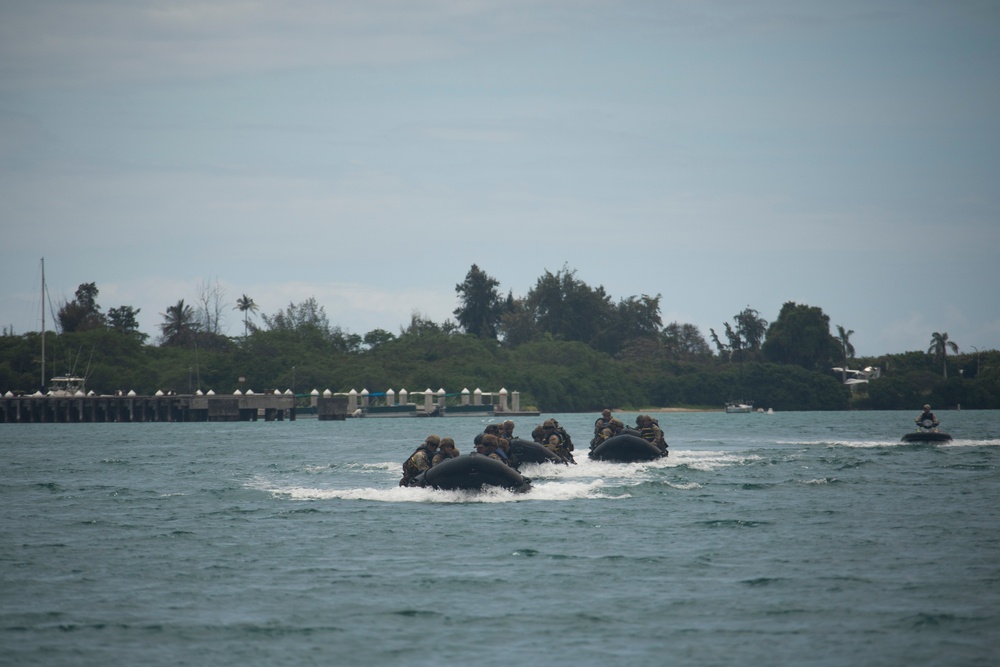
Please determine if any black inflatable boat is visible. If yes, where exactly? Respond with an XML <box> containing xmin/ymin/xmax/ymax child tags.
<box><xmin>901</xmin><ymin>429</ymin><xmax>952</xmax><ymax>443</ymax></box>
<box><xmin>508</xmin><ymin>438</ymin><xmax>566</xmax><ymax>467</ymax></box>
<box><xmin>901</xmin><ymin>419</ymin><xmax>953</xmax><ymax>443</ymax></box>
<box><xmin>589</xmin><ymin>433</ymin><xmax>666</xmax><ymax>462</ymax></box>
<box><xmin>410</xmin><ymin>454</ymin><xmax>532</xmax><ymax>493</ymax></box>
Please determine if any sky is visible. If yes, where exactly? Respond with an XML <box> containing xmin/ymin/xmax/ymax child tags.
<box><xmin>1</xmin><ymin>0</ymin><xmax>998</xmax><ymax>359</ymax></box>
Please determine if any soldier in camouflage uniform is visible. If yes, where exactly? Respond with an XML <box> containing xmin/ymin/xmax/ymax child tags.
<box><xmin>591</xmin><ymin>409</ymin><xmax>615</xmax><ymax>450</ymax></box>
<box><xmin>500</xmin><ymin>420</ymin><xmax>516</xmax><ymax>441</ymax></box>
<box><xmin>399</xmin><ymin>435</ymin><xmax>441</xmax><ymax>486</ymax></box>
<box><xmin>431</xmin><ymin>437</ymin><xmax>459</xmax><ymax>466</ymax></box>
<box><xmin>475</xmin><ymin>434</ymin><xmax>507</xmax><ymax>464</ymax></box>
<box><xmin>636</xmin><ymin>415</ymin><xmax>668</xmax><ymax>455</ymax></box>
<box><xmin>538</xmin><ymin>419</ymin><xmax>575</xmax><ymax>464</ymax></box>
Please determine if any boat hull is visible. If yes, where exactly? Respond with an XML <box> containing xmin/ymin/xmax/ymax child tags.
<box><xmin>411</xmin><ymin>454</ymin><xmax>531</xmax><ymax>493</ymax></box>
<box><xmin>589</xmin><ymin>433</ymin><xmax>665</xmax><ymax>462</ymax></box>
<box><xmin>901</xmin><ymin>431</ymin><xmax>952</xmax><ymax>443</ymax></box>
<box><xmin>508</xmin><ymin>438</ymin><xmax>564</xmax><ymax>466</ymax></box>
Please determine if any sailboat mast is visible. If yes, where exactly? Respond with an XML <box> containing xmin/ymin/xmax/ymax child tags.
<box><xmin>41</xmin><ymin>257</ymin><xmax>45</xmax><ymax>390</ymax></box>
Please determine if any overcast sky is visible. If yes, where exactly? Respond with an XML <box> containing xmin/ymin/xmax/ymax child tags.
<box><xmin>1</xmin><ymin>0</ymin><xmax>998</xmax><ymax>358</ymax></box>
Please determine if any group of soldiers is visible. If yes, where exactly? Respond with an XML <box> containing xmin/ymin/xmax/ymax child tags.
<box><xmin>591</xmin><ymin>409</ymin><xmax>668</xmax><ymax>455</ymax></box>
<box><xmin>399</xmin><ymin>410</ymin><xmax>668</xmax><ymax>486</ymax></box>
<box><xmin>397</xmin><ymin>434</ymin><xmax>460</xmax><ymax>486</ymax></box>
<box><xmin>398</xmin><ymin>418</ymin><xmax>578</xmax><ymax>486</ymax></box>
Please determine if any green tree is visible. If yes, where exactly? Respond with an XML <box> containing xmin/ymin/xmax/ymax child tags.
<box><xmin>399</xmin><ymin>311</ymin><xmax>457</xmax><ymax>337</ymax></box>
<box><xmin>499</xmin><ymin>296</ymin><xmax>538</xmax><ymax>347</ymax></box>
<box><xmin>262</xmin><ymin>297</ymin><xmax>338</xmax><ymax>348</ymax></box>
<box><xmin>234</xmin><ymin>294</ymin><xmax>258</xmax><ymax>337</ymax></box>
<box><xmin>107</xmin><ymin>305</ymin><xmax>148</xmax><ymax>343</ymax></box>
<box><xmin>734</xmin><ymin>307</ymin><xmax>768</xmax><ymax>358</ymax></box>
<box><xmin>928</xmin><ymin>331</ymin><xmax>959</xmax><ymax>378</ymax></box>
<box><xmin>713</xmin><ymin>307</ymin><xmax>767</xmax><ymax>362</ymax></box>
<box><xmin>709</xmin><ymin>327</ymin><xmax>730</xmax><ymax>357</ymax></box>
<box><xmin>593</xmin><ymin>294</ymin><xmax>663</xmax><ymax>356</ymax></box>
<box><xmin>526</xmin><ymin>266</ymin><xmax>614</xmax><ymax>346</ymax></box>
<box><xmin>363</xmin><ymin>328</ymin><xmax>396</xmax><ymax>350</ymax></box>
<box><xmin>159</xmin><ymin>299</ymin><xmax>200</xmax><ymax>347</ymax></box>
<box><xmin>57</xmin><ymin>282</ymin><xmax>105</xmax><ymax>332</ymax></box>
<box><xmin>761</xmin><ymin>302</ymin><xmax>839</xmax><ymax>371</ymax></box>
<box><xmin>836</xmin><ymin>325</ymin><xmax>855</xmax><ymax>383</ymax></box>
<box><xmin>662</xmin><ymin>322</ymin><xmax>712</xmax><ymax>360</ymax></box>
<box><xmin>454</xmin><ymin>264</ymin><xmax>503</xmax><ymax>339</ymax></box>
<box><xmin>330</xmin><ymin>327</ymin><xmax>363</xmax><ymax>354</ymax></box>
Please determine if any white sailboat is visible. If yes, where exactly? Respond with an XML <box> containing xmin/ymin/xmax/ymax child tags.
<box><xmin>38</xmin><ymin>257</ymin><xmax>88</xmax><ymax>396</ymax></box>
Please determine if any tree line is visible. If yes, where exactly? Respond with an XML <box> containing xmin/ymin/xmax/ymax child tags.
<box><xmin>1</xmin><ymin>265</ymin><xmax>997</xmax><ymax>411</ymax></box>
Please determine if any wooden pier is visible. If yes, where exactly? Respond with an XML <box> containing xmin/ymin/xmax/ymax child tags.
<box><xmin>0</xmin><ymin>393</ymin><xmax>346</xmax><ymax>423</ymax></box>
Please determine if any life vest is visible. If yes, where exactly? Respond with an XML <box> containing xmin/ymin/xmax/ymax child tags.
<box><xmin>403</xmin><ymin>446</ymin><xmax>434</xmax><ymax>477</ymax></box>
<box><xmin>431</xmin><ymin>450</ymin><xmax>457</xmax><ymax>466</ymax></box>
<box><xmin>558</xmin><ymin>427</ymin><xmax>574</xmax><ymax>451</ymax></box>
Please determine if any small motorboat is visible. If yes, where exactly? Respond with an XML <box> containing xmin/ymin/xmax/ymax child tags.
<box><xmin>589</xmin><ymin>433</ymin><xmax>666</xmax><ymax>463</ymax></box>
<box><xmin>409</xmin><ymin>454</ymin><xmax>532</xmax><ymax>493</ymax></box>
<box><xmin>725</xmin><ymin>401</ymin><xmax>753</xmax><ymax>414</ymax></box>
<box><xmin>901</xmin><ymin>419</ymin><xmax>952</xmax><ymax>443</ymax></box>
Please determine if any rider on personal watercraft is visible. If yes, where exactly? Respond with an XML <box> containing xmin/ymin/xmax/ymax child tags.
<box><xmin>915</xmin><ymin>404</ymin><xmax>940</xmax><ymax>430</ymax></box>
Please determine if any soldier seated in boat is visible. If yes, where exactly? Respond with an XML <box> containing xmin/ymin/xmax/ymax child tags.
<box><xmin>538</xmin><ymin>419</ymin><xmax>575</xmax><ymax>464</ymax></box>
<box><xmin>591</xmin><ymin>409</ymin><xmax>617</xmax><ymax>450</ymax></box>
<box><xmin>475</xmin><ymin>434</ymin><xmax>508</xmax><ymax>464</ymax></box>
<box><xmin>551</xmin><ymin>419</ymin><xmax>574</xmax><ymax>453</ymax></box>
<box><xmin>431</xmin><ymin>437</ymin><xmax>459</xmax><ymax>466</ymax></box>
<box><xmin>481</xmin><ymin>423</ymin><xmax>511</xmax><ymax>459</ymax></box>
<box><xmin>500</xmin><ymin>420</ymin><xmax>516</xmax><ymax>441</ymax></box>
<box><xmin>399</xmin><ymin>435</ymin><xmax>440</xmax><ymax>486</ymax></box>
<box><xmin>636</xmin><ymin>415</ymin><xmax>668</xmax><ymax>454</ymax></box>
<box><xmin>594</xmin><ymin>409</ymin><xmax>613</xmax><ymax>435</ymax></box>
<box><xmin>915</xmin><ymin>404</ymin><xmax>940</xmax><ymax>429</ymax></box>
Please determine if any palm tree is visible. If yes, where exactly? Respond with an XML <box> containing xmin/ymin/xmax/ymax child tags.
<box><xmin>159</xmin><ymin>299</ymin><xmax>199</xmax><ymax>347</ymax></box>
<box><xmin>235</xmin><ymin>294</ymin><xmax>258</xmax><ymax>337</ymax></box>
<box><xmin>836</xmin><ymin>325</ymin><xmax>855</xmax><ymax>384</ymax></box>
<box><xmin>928</xmin><ymin>332</ymin><xmax>959</xmax><ymax>378</ymax></box>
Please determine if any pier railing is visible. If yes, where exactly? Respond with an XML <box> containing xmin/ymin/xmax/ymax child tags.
<box><xmin>0</xmin><ymin>392</ymin><xmax>342</xmax><ymax>423</ymax></box>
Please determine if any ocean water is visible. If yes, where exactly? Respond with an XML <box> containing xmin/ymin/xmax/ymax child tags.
<box><xmin>2</xmin><ymin>410</ymin><xmax>998</xmax><ymax>667</ymax></box>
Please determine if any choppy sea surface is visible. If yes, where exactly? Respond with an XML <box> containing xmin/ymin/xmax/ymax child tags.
<box><xmin>2</xmin><ymin>410</ymin><xmax>998</xmax><ymax>666</ymax></box>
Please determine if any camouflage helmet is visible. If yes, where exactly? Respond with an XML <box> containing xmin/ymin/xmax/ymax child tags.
<box><xmin>543</xmin><ymin>419</ymin><xmax>555</xmax><ymax>428</ymax></box>
<box><xmin>440</xmin><ymin>437</ymin><xmax>455</xmax><ymax>448</ymax></box>
<box><xmin>425</xmin><ymin>435</ymin><xmax>441</xmax><ymax>446</ymax></box>
<box><xmin>481</xmin><ymin>434</ymin><xmax>499</xmax><ymax>447</ymax></box>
